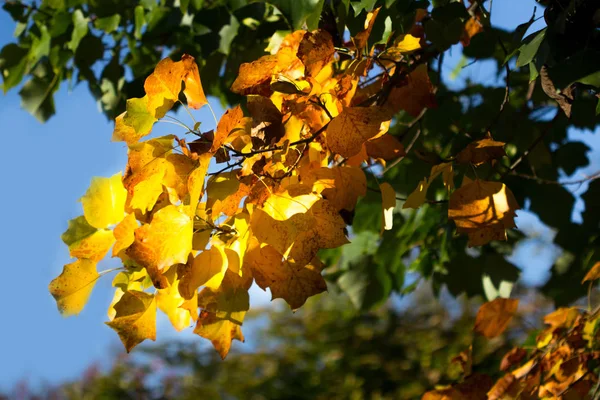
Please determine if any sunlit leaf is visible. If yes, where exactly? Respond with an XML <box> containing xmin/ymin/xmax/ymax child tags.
<box><xmin>49</xmin><ymin>259</ymin><xmax>100</xmax><ymax>317</ymax></box>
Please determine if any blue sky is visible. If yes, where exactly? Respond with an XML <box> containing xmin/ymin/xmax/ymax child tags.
<box><xmin>0</xmin><ymin>0</ymin><xmax>599</xmax><ymax>391</ymax></box>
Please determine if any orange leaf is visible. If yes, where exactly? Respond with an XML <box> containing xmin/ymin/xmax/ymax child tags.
<box><xmin>297</xmin><ymin>30</ymin><xmax>335</xmax><ymax>77</ymax></box>
<box><xmin>582</xmin><ymin>261</ymin><xmax>600</xmax><ymax>284</ymax></box>
<box><xmin>354</xmin><ymin>7</ymin><xmax>381</xmax><ymax>51</ymax></box>
<box><xmin>383</xmin><ymin>64</ymin><xmax>436</xmax><ymax>117</ymax></box>
<box><xmin>326</xmin><ymin>106</ymin><xmax>391</xmax><ymax>157</ymax></box>
<box><xmin>474</xmin><ymin>298</ymin><xmax>519</xmax><ymax>338</ymax></box>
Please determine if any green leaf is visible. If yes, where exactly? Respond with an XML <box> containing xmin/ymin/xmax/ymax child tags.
<box><xmin>218</xmin><ymin>16</ymin><xmax>240</xmax><ymax>55</ymax></box>
<box><xmin>0</xmin><ymin>44</ymin><xmax>28</xmax><ymax>93</ymax></box>
<box><xmin>67</xmin><ymin>9</ymin><xmax>89</xmax><ymax>52</ymax></box>
<box><xmin>134</xmin><ymin>6</ymin><xmax>146</xmax><ymax>40</ymax></box>
<box><xmin>516</xmin><ymin>28</ymin><xmax>546</xmax><ymax>68</ymax></box>
<box><xmin>94</xmin><ymin>14</ymin><xmax>121</xmax><ymax>33</ymax></box>
<box><xmin>338</xmin><ymin>255</ymin><xmax>392</xmax><ymax>311</ymax></box>
<box><xmin>29</xmin><ymin>24</ymin><xmax>51</xmax><ymax>64</ymax></box>
<box><xmin>61</xmin><ymin>216</ymin><xmax>97</xmax><ymax>246</ymax></box>
<box><xmin>123</xmin><ymin>97</ymin><xmax>156</xmax><ymax>136</ymax></box>
<box><xmin>351</xmin><ymin>0</ymin><xmax>377</xmax><ymax>15</ymax></box>
<box><xmin>49</xmin><ymin>11</ymin><xmax>72</xmax><ymax>37</ymax></box>
<box><xmin>19</xmin><ymin>74</ymin><xmax>58</xmax><ymax>122</ymax></box>
<box><xmin>269</xmin><ymin>0</ymin><xmax>325</xmax><ymax>31</ymax></box>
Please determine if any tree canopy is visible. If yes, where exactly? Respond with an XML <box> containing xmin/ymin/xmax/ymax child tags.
<box><xmin>2</xmin><ymin>0</ymin><xmax>600</xmax><ymax>398</ymax></box>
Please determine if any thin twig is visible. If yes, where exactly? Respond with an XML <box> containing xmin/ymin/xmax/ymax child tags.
<box><xmin>367</xmin><ymin>186</ymin><xmax>448</xmax><ymax>204</ymax></box>
<box><xmin>486</xmin><ymin>39</ymin><xmax>511</xmax><ymax>133</ymax></box>
<box><xmin>509</xmin><ymin>171</ymin><xmax>600</xmax><ymax>186</ymax></box>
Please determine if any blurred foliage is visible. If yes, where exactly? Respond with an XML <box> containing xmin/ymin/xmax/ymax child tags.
<box><xmin>1</xmin><ymin>288</ymin><xmax>556</xmax><ymax>400</ymax></box>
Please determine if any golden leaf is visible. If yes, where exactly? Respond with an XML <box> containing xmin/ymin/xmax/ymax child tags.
<box><xmin>403</xmin><ymin>179</ymin><xmax>429</xmax><ymax>209</ymax></box>
<box><xmin>181</xmin><ymin>54</ymin><xmax>208</xmax><ymax>109</ymax></box>
<box><xmin>305</xmin><ymin>166</ymin><xmax>367</xmax><ymax>211</ymax></box>
<box><xmin>112</xmin><ymin>213</ymin><xmax>139</xmax><ymax>257</ymax></box>
<box><xmin>49</xmin><ymin>259</ymin><xmax>100</xmax><ymax>316</ymax></box>
<box><xmin>178</xmin><ymin>245</ymin><xmax>228</xmax><ymax>300</ymax></box>
<box><xmin>187</xmin><ymin>153</ymin><xmax>212</xmax><ymax>217</ymax></box>
<box><xmin>365</xmin><ymin>133</ymin><xmax>406</xmax><ymax>161</ymax></box>
<box><xmin>297</xmin><ymin>30</ymin><xmax>335</xmax><ymax>77</ymax></box>
<box><xmin>245</xmin><ymin>244</ymin><xmax>327</xmax><ymax>310</ymax></box>
<box><xmin>326</xmin><ymin>106</ymin><xmax>392</xmax><ymax>157</ymax></box>
<box><xmin>80</xmin><ymin>173</ymin><xmax>127</xmax><ymax>229</ymax></box>
<box><xmin>157</xmin><ymin>270</ymin><xmax>193</xmax><ymax>331</ymax></box>
<box><xmin>194</xmin><ymin>310</ymin><xmax>244</xmax><ymax>359</ymax></box>
<box><xmin>127</xmin><ymin>205</ymin><xmax>193</xmax><ymax>271</ymax></box>
<box><xmin>448</xmin><ymin>179</ymin><xmax>519</xmax><ymax>246</ymax></box>
<box><xmin>105</xmin><ymin>290</ymin><xmax>156</xmax><ymax>352</ymax></box>
<box><xmin>353</xmin><ymin>7</ymin><xmax>381</xmax><ymax>50</ymax></box>
<box><xmin>68</xmin><ymin>229</ymin><xmax>115</xmax><ymax>262</ymax></box>
<box><xmin>211</xmin><ymin>105</ymin><xmax>246</xmax><ymax>152</ymax></box>
<box><xmin>474</xmin><ymin>298</ymin><xmax>519</xmax><ymax>338</ymax></box>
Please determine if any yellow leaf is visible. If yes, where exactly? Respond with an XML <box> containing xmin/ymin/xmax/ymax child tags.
<box><xmin>474</xmin><ymin>298</ymin><xmax>519</xmax><ymax>338</ymax></box>
<box><xmin>194</xmin><ymin>310</ymin><xmax>244</xmax><ymax>359</ymax></box>
<box><xmin>448</xmin><ymin>180</ymin><xmax>520</xmax><ymax>246</ymax></box>
<box><xmin>112</xmin><ymin>112</ymin><xmax>143</xmax><ymax>145</ymax></box>
<box><xmin>395</xmin><ymin>34</ymin><xmax>421</xmax><ymax>52</ymax></box>
<box><xmin>245</xmin><ymin>244</ymin><xmax>327</xmax><ymax>310</ymax></box>
<box><xmin>61</xmin><ymin>216</ymin><xmax>114</xmax><ymax>261</ymax></box>
<box><xmin>127</xmin><ymin>205</ymin><xmax>193</xmax><ymax>271</ymax></box>
<box><xmin>122</xmin><ymin>96</ymin><xmax>157</xmax><ymax>137</ymax></box>
<box><xmin>582</xmin><ymin>261</ymin><xmax>600</xmax><ymax>284</ymax></box>
<box><xmin>127</xmin><ymin>162</ymin><xmax>166</xmax><ymax>214</ymax></box>
<box><xmin>108</xmin><ymin>270</ymin><xmax>147</xmax><ymax>320</ymax></box>
<box><xmin>380</xmin><ymin>182</ymin><xmax>396</xmax><ymax>232</ymax></box>
<box><xmin>49</xmin><ymin>259</ymin><xmax>100</xmax><ymax>317</ymax></box>
<box><xmin>105</xmin><ymin>290</ymin><xmax>156</xmax><ymax>352</ymax></box>
<box><xmin>178</xmin><ymin>245</ymin><xmax>228</xmax><ymax>299</ymax></box>
<box><xmin>157</xmin><ymin>274</ymin><xmax>192</xmax><ymax>332</ymax></box>
<box><xmin>69</xmin><ymin>229</ymin><xmax>115</xmax><ymax>262</ymax></box>
<box><xmin>112</xmin><ymin>213</ymin><xmax>138</xmax><ymax>257</ymax></box>
<box><xmin>326</xmin><ymin>106</ymin><xmax>392</xmax><ymax>158</ymax></box>
<box><xmin>187</xmin><ymin>153</ymin><xmax>212</xmax><ymax>217</ymax></box>
<box><xmin>403</xmin><ymin>179</ymin><xmax>429</xmax><ymax>209</ymax></box>
<box><xmin>260</xmin><ymin>186</ymin><xmax>320</xmax><ymax>221</ymax></box>
<box><xmin>80</xmin><ymin>172</ymin><xmax>127</xmax><ymax>229</ymax></box>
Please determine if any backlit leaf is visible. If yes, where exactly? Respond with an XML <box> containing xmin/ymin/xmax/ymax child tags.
<box><xmin>49</xmin><ymin>259</ymin><xmax>100</xmax><ymax>317</ymax></box>
<box><xmin>80</xmin><ymin>173</ymin><xmax>127</xmax><ymax>229</ymax></box>
<box><xmin>106</xmin><ymin>290</ymin><xmax>156</xmax><ymax>352</ymax></box>
<box><xmin>474</xmin><ymin>298</ymin><xmax>519</xmax><ymax>338</ymax></box>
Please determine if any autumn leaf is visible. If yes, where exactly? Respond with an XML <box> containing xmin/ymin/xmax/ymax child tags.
<box><xmin>211</xmin><ymin>105</ymin><xmax>246</xmax><ymax>153</ymax></box>
<box><xmin>456</xmin><ymin>136</ymin><xmax>506</xmax><ymax>166</ymax></box>
<box><xmin>581</xmin><ymin>261</ymin><xmax>600</xmax><ymax>284</ymax></box>
<box><xmin>448</xmin><ymin>179</ymin><xmax>519</xmax><ymax>246</ymax></box>
<box><xmin>112</xmin><ymin>112</ymin><xmax>143</xmax><ymax>144</ymax></box>
<box><xmin>112</xmin><ymin>213</ymin><xmax>138</xmax><ymax>257</ymax></box>
<box><xmin>245</xmin><ymin>244</ymin><xmax>327</xmax><ymax>310</ymax></box>
<box><xmin>353</xmin><ymin>7</ymin><xmax>381</xmax><ymax>50</ymax></box>
<box><xmin>304</xmin><ymin>166</ymin><xmax>367</xmax><ymax>211</ymax></box>
<box><xmin>62</xmin><ymin>216</ymin><xmax>114</xmax><ymax>262</ymax></box>
<box><xmin>403</xmin><ymin>179</ymin><xmax>429</xmax><ymax>209</ymax></box>
<box><xmin>365</xmin><ymin>133</ymin><xmax>406</xmax><ymax>161</ymax></box>
<box><xmin>157</xmin><ymin>269</ymin><xmax>193</xmax><ymax>331</ymax></box>
<box><xmin>106</xmin><ymin>290</ymin><xmax>156</xmax><ymax>352</ymax></box>
<box><xmin>49</xmin><ymin>259</ymin><xmax>100</xmax><ymax>316</ymax></box>
<box><xmin>187</xmin><ymin>153</ymin><xmax>212</xmax><ymax>217</ymax></box>
<box><xmin>80</xmin><ymin>173</ymin><xmax>127</xmax><ymax>229</ymax></box>
<box><xmin>230</xmin><ymin>55</ymin><xmax>280</xmax><ymax>96</ymax></box>
<box><xmin>127</xmin><ymin>205</ymin><xmax>193</xmax><ymax>271</ymax></box>
<box><xmin>326</xmin><ymin>106</ymin><xmax>392</xmax><ymax>157</ymax></box>
<box><xmin>123</xmin><ymin>96</ymin><xmax>157</xmax><ymax>137</ymax></box>
<box><xmin>194</xmin><ymin>310</ymin><xmax>244</xmax><ymax>359</ymax></box>
<box><xmin>297</xmin><ymin>30</ymin><xmax>335</xmax><ymax>77</ymax></box>
<box><xmin>474</xmin><ymin>298</ymin><xmax>519</xmax><ymax>338</ymax></box>
<box><xmin>180</xmin><ymin>54</ymin><xmax>208</xmax><ymax>109</ymax></box>
<box><xmin>383</xmin><ymin>64</ymin><xmax>436</xmax><ymax>117</ymax></box>
<box><xmin>178</xmin><ymin>245</ymin><xmax>228</xmax><ymax>299</ymax></box>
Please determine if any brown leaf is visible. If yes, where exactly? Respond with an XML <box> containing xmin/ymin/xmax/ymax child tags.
<box><xmin>487</xmin><ymin>373</ymin><xmax>517</xmax><ymax>400</ymax></box>
<box><xmin>383</xmin><ymin>64</ymin><xmax>436</xmax><ymax>117</ymax></box>
<box><xmin>500</xmin><ymin>347</ymin><xmax>528</xmax><ymax>371</ymax></box>
<box><xmin>354</xmin><ymin>7</ymin><xmax>381</xmax><ymax>50</ymax></box>
<box><xmin>231</xmin><ymin>55</ymin><xmax>280</xmax><ymax>96</ymax></box>
<box><xmin>474</xmin><ymin>298</ymin><xmax>519</xmax><ymax>338</ymax></box>
<box><xmin>365</xmin><ymin>133</ymin><xmax>406</xmax><ymax>160</ymax></box>
<box><xmin>297</xmin><ymin>30</ymin><xmax>335</xmax><ymax>77</ymax></box>
<box><xmin>540</xmin><ymin>65</ymin><xmax>573</xmax><ymax>118</ymax></box>
<box><xmin>456</xmin><ymin>136</ymin><xmax>506</xmax><ymax>166</ymax></box>
<box><xmin>247</xmin><ymin>95</ymin><xmax>285</xmax><ymax>145</ymax></box>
